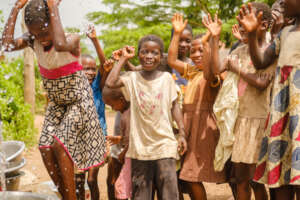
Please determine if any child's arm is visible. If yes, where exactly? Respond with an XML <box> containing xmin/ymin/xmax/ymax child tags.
<box><xmin>167</xmin><ymin>13</ymin><xmax>188</xmax><ymax>74</ymax></box>
<box><xmin>105</xmin><ymin>46</ymin><xmax>135</xmax><ymax>89</ymax></box>
<box><xmin>202</xmin><ymin>13</ymin><xmax>227</xmax><ymax>75</ymax></box>
<box><xmin>125</xmin><ymin>61</ymin><xmax>142</xmax><ymax>71</ymax></box>
<box><xmin>171</xmin><ymin>100</ymin><xmax>187</xmax><ymax>156</ymax></box>
<box><xmin>47</xmin><ymin>0</ymin><xmax>80</xmax><ymax>56</ymax></box>
<box><xmin>237</xmin><ymin>3</ymin><xmax>277</xmax><ymax>69</ymax></box>
<box><xmin>228</xmin><ymin>56</ymin><xmax>272</xmax><ymax>90</ymax></box>
<box><xmin>1</xmin><ymin>0</ymin><xmax>31</xmax><ymax>51</ymax></box>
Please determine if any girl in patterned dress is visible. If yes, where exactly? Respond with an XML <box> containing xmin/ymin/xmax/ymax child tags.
<box><xmin>2</xmin><ymin>0</ymin><xmax>106</xmax><ymax>199</ymax></box>
<box><xmin>238</xmin><ymin>1</ymin><xmax>300</xmax><ymax>199</ymax></box>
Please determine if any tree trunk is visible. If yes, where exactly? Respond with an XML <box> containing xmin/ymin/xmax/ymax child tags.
<box><xmin>21</xmin><ymin>10</ymin><xmax>35</xmax><ymax>114</ymax></box>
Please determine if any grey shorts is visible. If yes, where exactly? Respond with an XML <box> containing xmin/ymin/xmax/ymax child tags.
<box><xmin>131</xmin><ymin>158</ymin><xmax>179</xmax><ymax>200</ymax></box>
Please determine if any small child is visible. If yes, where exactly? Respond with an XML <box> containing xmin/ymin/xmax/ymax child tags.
<box><xmin>106</xmin><ymin>36</ymin><xmax>187</xmax><ymax>199</ymax></box>
<box><xmin>168</xmin><ymin>13</ymin><xmax>226</xmax><ymax>199</ymax></box>
<box><xmin>238</xmin><ymin>1</ymin><xmax>300</xmax><ymax>199</ymax></box>
<box><xmin>1</xmin><ymin>0</ymin><xmax>106</xmax><ymax>199</ymax></box>
<box><xmin>208</xmin><ymin>3</ymin><xmax>274</xmax><ymax>200</ymax></box>
<box><xmin>75</xmin><ymin>26</ymin><xmax>111</xmax><ymax>200</ymax></box>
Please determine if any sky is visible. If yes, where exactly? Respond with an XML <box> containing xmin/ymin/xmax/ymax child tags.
<box><xmin>0</xmin><ymin>0</ymin><xmax>107</xmax><ymax>57</ymax></box>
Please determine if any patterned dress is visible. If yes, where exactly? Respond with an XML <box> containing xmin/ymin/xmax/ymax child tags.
<box><xmin>253</xmin><ymin>26</ymin><xmax>300</xmax><ymax>187</ymax></box>
<box><xmin>36</xmin><ymin>40</ymin><xmax>106</xmax><ymax>171</ymax></box>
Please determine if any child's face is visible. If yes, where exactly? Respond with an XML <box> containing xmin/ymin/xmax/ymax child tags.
<box><xmin>178</xmin><ymin>29</ymin><xmax>193</xmax><ymax>57</ymax></box>
<box><xmin>82</xmin><ymin>57</ymin><xmax>97</xmax><ymax>84</ymax></box>
<box><xmin>238</xmin><ymin>24</ymin><xmax>249</xmax><ymax>44</ymax></box>
<box><xmin>138</xmin><ymin>41</ymin><xmax>162</xmax><ymax>72</ymax></box>
<box><xmin>190</xmin><ymin>38</ymin><xmax>204</xmax><ymax>67</ymax></box>
<box><xmin>27</xmin><ymin>23</ymin><xmax>52</xmax><ymax>47</ymax></box>
<box><xmin>283</xmin><ymin>0</ymin><xmax>300</xmax><ymax>17</ymax></box>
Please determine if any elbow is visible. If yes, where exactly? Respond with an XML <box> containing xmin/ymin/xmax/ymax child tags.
<box><xmin>53</xmin><ymin>41</ymin><xmax>67</xmax><ymax>52</ymax></box>
<box><xmin>167</xmin><ymin>57</ymin><xmax>175</xmax><ymax>69</ymax></box>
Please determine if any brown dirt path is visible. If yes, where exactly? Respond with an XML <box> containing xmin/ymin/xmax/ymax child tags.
<box><xmin>20</xmin><ymin>111</ymin><xmax>235</xmax><ymax>200</ymax></box>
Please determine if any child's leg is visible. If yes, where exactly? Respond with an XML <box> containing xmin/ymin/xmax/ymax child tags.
<box><xmin>155</xmin><ymin>158</ymin><xmax>179</xmax><ymax>200</ymax></box>
<box><xmin>107</xmin><ymin>157</ymin><xmax>123</xmax><ymax>200</ymax></box>
<box><xmin>39</xmin><ymin>148</ymin><xmax>65</xmax><ymax>198</ymax></box>
<box><xmin>188</xmin><ymin>182</ymin><xmax>207</xmax><ymax>200</ymax></box>
<box><xmin>87</xmin><ymin>166</ymin><xmax>100</xmax><ymax>200</ymax></box>
<box><xmin>131</xmin><ymin>159</ymin><xmax>154</xmax><ymax>200</ymax></box>
<box><xmin>52</xmin><ymin>139</ymin><xmax>77</xmax><ymax>200</ymax></box>
<box><xmin>273</xmin><ymin>185</ymin><xmax>294</xmax><ymax>200</ymax></box>
<box><xmin>233</xmin><ymin>162</ymin><xmax>254</xmax><ymax>200</ymax></box>
<box><xmin>294</xmin><ymin>185</ymin><xmax>300</xmax><ymax>200</ymax></box>
<box><xmin>75</xmin><ymin>173</ymin><xmax>86</xmax><ymax>200</ymax></box>
<box><xmin>250</xmin><ymin>181</ymin><xmax>267</xmax><ymax>200</ymax></box>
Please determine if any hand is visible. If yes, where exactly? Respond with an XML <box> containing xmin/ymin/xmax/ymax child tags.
<box><xmin>112</xmin><ymin>49</ymin><xmax>123</xmax><ymax>61</ymax></box>
<box><xmin>106</xmin><ymin>135</ymin><xmax>122</xmax><ymax>146</ymax></box>
<box><xmin>86</xmin><ymin>25</ymin><xmax>97</xmax><ymax>39</ymax></box>
<box><xmin>171</xmin><ymin>13</ymin><xmax>188</xmax><ymax>34</ymax></box>
<box><xmin>270</xmin><ymin>10</ymin><xmax>284</xmax><ymax>36</ymax></box>
<box><xmin>236</xmin><ymin>3</ymin><xmax>262</xmax><ymax>33</ymax></box>
<box><xmin>122</xmin><ymin>46</ymin><xmax>135</xmax><ymax>60</ymax></box>
<box><xmin>232</xmin><ymin>24</ymin><xmax>242</xmax><ymax>41</ymax></box>
<box><xmin>202</xmin><ymin>13</ymin><xmax>222</xmax><ymax>37</ymax></box>
<box><xmin>177</xmin><ymin>129</ymin><xmax>187</xmax><ymax>156</ymax></box>
<box><xmin>103</xmin><ymin>59</ymin><xmax>114</xmax><ymax>72</ymax></box>
<box><xmin>15</xmin><ymin>0</ymin><xmax>28</xmax><ymax>9</ymax></box>
<box><xmin>118</xmin><ymin>149</ymin><xmax>127</xmax><ymax>164</ymax></box>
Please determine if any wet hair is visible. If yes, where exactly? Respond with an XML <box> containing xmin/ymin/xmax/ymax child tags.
<box><xmin>171</xmin><ymin>24</ymin><xmax>193</xmax><ymax>38</ymax></box>
<box><xmin>81</xmin><ymin>54</ymin><xmax>95</xmax><ymax>60</ymax></box>
<box><xmin>251</xmin><ymin>2</ymin><xmax>272</xmax><ymax>25</ymax></box>
<box><xmin>138</xmin><ymin>35</ymin><xmax>164</xmax><ymax>56</ymax></box>
<box><xmin>25</xmin><ymin>0</ymin><xmax>50</xmax><ymax>27</ymax></box>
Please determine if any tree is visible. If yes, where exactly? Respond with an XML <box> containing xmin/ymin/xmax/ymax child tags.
<box><xmin>87</xmin><ymin>0</ymin><xmax>276</xmax><ymax>61</ymax></box>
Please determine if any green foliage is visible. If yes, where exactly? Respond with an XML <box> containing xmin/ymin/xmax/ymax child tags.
<box><xmin>87</xmin><ymin>0</ymin><xmax>277</xmax><ymax>57</ymax></box>
<box><xmin>0</xmin><ymin>58</ymin><xmax>37</xmax><ymax>146</ymax></box>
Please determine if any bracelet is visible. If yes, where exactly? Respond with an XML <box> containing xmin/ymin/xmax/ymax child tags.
<box><xmin>210</xmin><ymin>75</ymin><xmax>221</xmax><ymax>88</ymax></box>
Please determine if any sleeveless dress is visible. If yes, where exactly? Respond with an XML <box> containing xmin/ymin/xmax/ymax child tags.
<box><xmin>36</xmin><ymin>40</ymin><xmax>106</xmax><ymax>171</ymax></box>
<box><xmin>253</xmin><ymin>26</ymin><xmax>300</xmax><ymax>187</ymax></box>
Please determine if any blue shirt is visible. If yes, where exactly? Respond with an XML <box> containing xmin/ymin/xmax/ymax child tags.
<box><xmin>91</xmin><ymin>71</ymin><xmax>107</xmax><ymax>136</ymax></box>
<box><xmin>172</xmin><ymin>69</ymin><xmax>188</xmax><ymax>86</ymax></box>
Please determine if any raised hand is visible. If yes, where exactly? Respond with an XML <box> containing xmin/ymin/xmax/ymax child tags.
<box><xmin>177</xmin><ymin>130</ymin><xmax>187</xmax><ymax>156</ymax></box>
<box><xmin>86</xmin><ymin>24</ymin><xmax>97</xmax><ymax>40</ymax></box>
<box><xmin>112</xmin><ymin>49</ymin><xmax>123</xmax><ymax>61</ymax></box>
<box><xmin>171</xmin><ymin>13</ymin><xmax>188</xmax><ymax>34</ymax></box>
<box><xmin>15</xmin><ymin>0</ymin><xmax>29</xmax><ymax>9</ymax></box>
<box><xmin>202</xmin><ymin>13</ymin><xmax>222</xmax><ymax>37</ymax></box>
<box><xmin>103</xmin><ymin>59</ymin><xmax>114</xmax><ymax>72</ymax></box>
<box><xmin>232</xmin><ymin>24</ymin><xmax>242</xmax><ymax>41</ymax></box>
<box><xmin>122</xmin><ymin>46</ymin><xmax>135</xmax><ymax>60</ymax></box>
<box><xmin>236</xmin><ymin>3</ymin><xmax>262</xmax><ymax>33</ymax></box>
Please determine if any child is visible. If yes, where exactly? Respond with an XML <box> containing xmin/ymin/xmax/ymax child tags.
<box><xmin>106</xmin><ymin>36</ymin><xmax>187</xmax><ymax>199</ymax></box>
<box><xmin>238</xmin><ymin>1</ymin><xmax>300</xmax><ymax>199</ymax></box>
<box><xmin>1</xmin><ymin>0</ymin><xmax>106</xmax><ymax>199</ymax></box>
<box><xmin>168</xmin><ymin>13</ymin><xmax>226</xmax><ymax>199</ymax></box>
<box><xmin>75</xmin><ymin>26</ymin><xmax>110</xmax><ymax>200</ymax></box>
<box><xmin>208</xmin><ymin>3</ymin><xmax>274</xmax><ymax>200</ymax></box>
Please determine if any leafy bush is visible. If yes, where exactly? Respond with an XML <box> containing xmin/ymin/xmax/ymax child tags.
<box><xmin>0</xmin><ymin>58</ymin><xmax>38</xmax><ymax>146</ymax></box>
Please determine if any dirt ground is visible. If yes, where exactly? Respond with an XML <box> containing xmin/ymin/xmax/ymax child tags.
<box><xmin>19</xmin><ymin>111</ymin><xmax>236</xmax><ymax>200</ymax></box>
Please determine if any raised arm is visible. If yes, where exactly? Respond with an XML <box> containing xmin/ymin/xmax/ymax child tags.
<box><xmin>202</xmin><ymin>13</ymin><xmax>227</xmax><ymax>75</ymax></box>
<box><xmin>171</xmin><ymin>100</ymin><xmax>187</xmax><ymax>156</ymax></box>
<box><xmin>228</xmin><ymin>56</ymin><xmax>272</xmax><ymax>90</ymax></box>
<box><xmin>105</xmin><ymin>46</ymin><xmax>135</xmax><ymax>89</ymax></box>
<box><xmin>167</xmin><ymin>13</ymin><xmax>188</xmax><ymax>74</ymax></box>
<box><xmin>1</xmin><ymin>0</ymin><xmax>31</xmax><ymax>51</ymax></box>
<box><xmin>86</xmin><ymin>25</ymin><xmax>106</xmax><ymax>68</ymax></box>
<box><xmin>47</xmin><ymin>0</ymin><xmax>80</xmax><ymax>55</ymax></box>
<box><xmin>237</xmin><ymin>3</ymin><xmax>277</xmax><ymax>69</ymax></box>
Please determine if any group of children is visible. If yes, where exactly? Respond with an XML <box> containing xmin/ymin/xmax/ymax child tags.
<box><xmin>1</xmin><ymin>0</ymin><xmax>300</xmax><ymax>200</ymax></box>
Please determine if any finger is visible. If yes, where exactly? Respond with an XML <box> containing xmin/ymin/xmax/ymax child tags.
<box><xmin>236</xmin><ymin>16</ymin><xmax>242</xmax><ymax>25</ymax></box>
<box><xmin>248</xmin><ymin>2</ymin><xmax>252</xmax><ymax>14</ymax></box>
<box><xmin>241</xmin><ymin>5</ymin><xmax>246</xmax><ymax>17</ymax></box>
<box><xmin>202</xmin><ymin>16</ymin><xmax>209</xmax><ymax>27</ymax></box>
<box><xmin>257</xmin><ymin>11</ymin><xmax>263</xmax><ymax>24</ymax></box>
<box><xmin>183</xmin><ymin>19</ymin><xmax>188</xmax><ymax>28</ymax></box>
<box><xmin>238</xmin><ymin>9</ymin><xmax>244</xmax><ymax>20</ymax></box>
<box><xmin>218</xmin><ymin>19</ymin><xmax>222</xmax><ymax>25</ymax></box>
<box><xmin>208</xmin><ymin>13</ymin><xmax>212</xmax><ymax>24</ymax></box>
<box><xmin>214</xmin><ymin>13</ymin><xmax>218</xmax><ymax>23</ymax></box>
